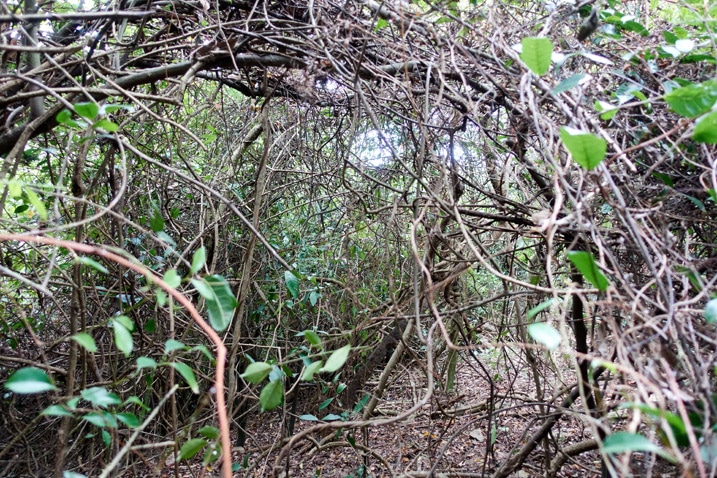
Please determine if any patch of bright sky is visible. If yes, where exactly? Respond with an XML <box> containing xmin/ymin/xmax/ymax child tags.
<box><xmin>354</xmin><ymin>129</ymin><xmax>467</xmax><ymax>168</ymax></box>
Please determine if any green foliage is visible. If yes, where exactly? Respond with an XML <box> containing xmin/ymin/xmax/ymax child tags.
<box><xmin>191</xmin><ymin>275</ymin><xmax>238</xmax><ymax>332</ymax></box>
<box><xmin>560</xmin><ymin>128</ymin><xmax>607</xmax><ymax>171</ymax></box>
<box><xmin>603</xmin><ymin>432</ymin><xmax>675</xmax><ymax>462</ymax></box>
<box><xmin>4</xmin><ymin>367</ymin><xmax>57</xmax><ymax>394</ymax></box>
<box><xmin>520</xmin><ymin>37</ymin><xmax>553</xmax><ymax>76</ymax></box>
<box><xmin>567</xmin><ymin>251</ymin><xmax>610</xmax><ymax>291</ymax></box>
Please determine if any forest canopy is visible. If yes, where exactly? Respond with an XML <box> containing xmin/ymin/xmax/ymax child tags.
<box><xmin>1</xmin><ymin>0</ymin><xmax>717</xmax><ymax>476</ymax></box>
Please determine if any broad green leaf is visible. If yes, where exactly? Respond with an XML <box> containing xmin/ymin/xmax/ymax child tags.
<box><xmin>309</xmin><ymin>290</ymin><xmax>320</xmax><ymax>307</ymax></box>
<box><xmin>259</xmin><ymin>379</ymin><xmax>284</xmax><ymax>411</ymax></box>
<box><xmin>320</xmin><ymin>344</ymin><xmax>351</xmax><ymax>373</ymax></box>
<box><xmin>76</xmin><ymin>256</ymin><xmax>108</xmax><ymax>274</ymax></box>
<box><xmin>74</xmin><ymin>102</ymin><xmax>99</xmax><ymax>120</ymax></box>
<box><xmin>198</xmin><ymin>426</ymin><xmax>220</xmax><ymax>439</ymax></box>
<box><xmin>191</xmin><ymin>344</ymin><xmax>214</xmax><ymax>362</ymax></box>
<box><xmin>179</xmin><ymin>438</ymin><xmax>207</xmax><ymax>460</ymax></box>
<box><xmin>191</xmin><ymin>276</ymin><xmax>237</xmax><ymax>332</ymax></box>
<box><xmin>149</xmin><ymin>207</ymin><xmax>164</xmax><ymax>233</ymax></box>
<box><xmin>621</xmin><ymin>20</ymin><xmax>649</xmax><ymax>36</ymax></box>
<box><xmin>553</xmin><ymin>74</ymin><xmax>587</xmax><ymax>94</ymax></box>
<box><xmin>94</xmin><ymin>118</ymin><xmax>118</xmax><ymax>132</ymax></box>
<box><xmin>83</xmin><ymin>411</ymin><xmax>117</xmax><ymax>428</ymax></box>
<box><xmin>42</xmin><ymin>404</ymin><xmax>73</xmax><ymax>416</ymax></box>
<box><xmin>71</xmin><ymin>333</ymin><xmax>97</xmax><ymax>353</ymax></box>
<box><xmin>136</xmin><ymin>356</ymin><xmax>158</xmax><ymax>370</ymax></box>
<box><xmin>113</xmin><ymin>315</ymin><xmax>134</xmax><ymax>331</ymax></box>
<box><xmin>693</xmin><ymin>111</ymin><xmax>717</xmax><ymax>144</ymax></box>
<box><xmin>170</xmin><ymin>362</ymin><xmax>199</xmax><ymax>393</ymax></box>
<box><xmin>81</xmin><ymin>387</ymin><xmax>121</xmax><ymax>408</ymax></box>
<box><xmin>300</xmin><ymin>414</ymin><xmax>319</xmax><ymax>421</ymax></box>
<box><xmin>116</xmin><ymin>412</ymin><xmax>140</xmax><ymax>427</ymax></box>
<box><xmin>567</xmin><ymin>251</ymin><xmax>610</xmax><ymax>291</ymax></box>
<box><xmin>101</xmin><ymin>429</ymin><xmax>111</xmax><ymax>446</ymax></box>
<box><xmin>375</xmin><ymin>18</ymin><xmax>388</xmax><ymax>31</ymax></box>
<box><xmin>284</xmin><ymin>271</ymin><xmax>299</xmax><ymax>299</ymax></box>
<box><xmin>603</xmin><ymin>431</ymin><xmax>675</xmax><ymax>462</ymax></box>
<box><xmin>162</xmin><ymin>268</ymin><xmax>181</xmax><ymax>288</ymax></box>
<box><xmin>24</xmin><ymin>188</ymin><xmax>47</xmax><ymax>220</ymax></box>
<box><xmin>665</xmin><ymin>81</ymin><xmax>717</xmax><ymax>118</ymax></box>
<box><xmin>301</xmin><ymin>361</ymin><xmax>323</xmax><ymax>381</ymax></box>
<box><xmin>303</xmin><ymin>330</ymin><xmax>322</xmax><ymax>349</ymax></box>
<box><xmin>526</xmin><ymin>299</ymin><xmax>556</xmax><ymax>320</ymax></box>
<box><xmin>5</xmin><ymin>367</ymin><xmax>57</xmax><ymax>394</ymax></box>
<box><xmin>241</xmin><ymin>362</ymin><xmax>272</xmax><ymax>384</ymax></box>
<box><xmin>705</xmin><ymin>298</ymin><xmax>717</xmax><ymax>324</ymax></box>
<box><xmin>7</xmin><ymin>180</ymin><xmax>22</xmax><ymax>197</ymax></box>
<box><xmin>321</xmin><ymin>413</ymin><xmax>342</xmax><ymax>421</ymax></box>
<box><xmin>164</xmin><ymin>339</ymin><xmax>187</xmax><ymax>354</ymax></box>
<box><xmin>124</xmin><ymin>396</ymin><xmax>150</xmax><ymax>410</ymax></box>
<box><xmin>527</xmin><ymin>322</ymin><xmax>561</xmax><ymax>350</ymax></box>
<box><xmin>56</xmin><ymin>109</ymin><xmax>84</xmax><ymax>129</ymax></box>
<box><xmin>318</xmin><ymin>397</ymin><xmax>333</xmax><ymax>410</ymax></box>
<box><xmin>520</xmin><ymin>37</ymin><xmax>553</xmax><ymax>76</ymax></box>
<box><xmin>594</xmin><ymin>100</ymin><xmax>618</xmax><ymax>120</ymax></box>
<box><xmin>560</xmin><ymin>127</ymin><xmax>607</xmax><ymax>170</ymax></box>
<box><xmin>111</xmin><ymin>318</ymin><xmax>133</xmax><ymax>358</ymax></box>
<box><xmin>190</xmin><ymin>246</ymin><xmax>206</xmax><ymax>274</ymax></box>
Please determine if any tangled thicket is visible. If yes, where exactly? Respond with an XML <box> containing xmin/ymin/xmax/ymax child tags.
<box><xmin>1</xmin><ymin>0</ymin><xmax>716</xmax><ymax>476</ymax></box>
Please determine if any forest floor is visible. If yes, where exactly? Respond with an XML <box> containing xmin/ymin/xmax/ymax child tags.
<box><xmin>227</xmin><ymin>348</ymin><xmax>615</xmax><ymax>478</ymax></box>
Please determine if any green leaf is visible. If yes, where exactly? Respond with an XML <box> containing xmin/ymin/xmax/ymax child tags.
<box><xmin>320</xmin><ymin>344</ymin><xmax>351</xmax><ymax>373</ymax></box>
<box><xmin>170</xmin><ymin>362</ymin><xmax>199</xmax><ymax>393</ymax></box>
<box><xmin>284</xmin><ymin>271</ymin><xmax>299</xmax><ymax>299</ymax></box>
<box><xmin>42</xmin><ymin>404</ymin><xmax>74</xmax><ymax>416</ymax></box>
<box><xmin>241</xmin><ymin>362</ymin><xmax>273</xmax><ymax>384</ymax></box>
<box><xmin>301</xmin><ymin>361</ymin><xmax>323</xmax><ymax>381</ymax></box>
<box><xmin>665</xmin><ymin>80</ymin><xmax>717</xmax><ymax>118</ymax></box>
<box><xmin>300</xmin><ymin>414</ymin><xmax>319</xmax><ymax>421</ymax></box>
<box><xmin>93</xmin><ymin>118</ymin><xmax>118</xmax><ymax>132</ymax></box>
<box><xmin>179</xmin><ymin>438</ymin><xmax>208</xmax><ymax>460</ymax></box>
<box><xmin>705</xmin><ymin>299</ymin><xmax>717</xmax><ymax>324</ymax></box>
<box><xmin>303</xmin><ymin>330</ymin><xmax>322</xmax><ymax>349</ymax></box>
<box><xmin>74</xmin><ymin>102</ymin><xmax>99</xmax><ymax>120</ymax></box>
<box><xmin>4</xmin><ymin>367</ymin><xmax>57</xmax><ymax>394</ymax></box>
<box><xmin>318</xmin><ymin>397</ymin><xmax>333</xmax><ymax>410</ymax></box>
<box><xmin>553</xmin><ymin>74</ymin><xmax>587</xmax><ymax>94</ymax></box>
<box><xmin>162</xmin><ymin>269</ymin><xmax>181</xmax><ymax>288</ymax></box>
<box><xmin>526</xmin><ymin>299</ymin><xmax>555</xmax><ymax>321</ymax></box>
<box><xmin>116</xmin><ymin>412</ymin><xmax>140</xmax><ymax>427</ymax></box>
<box><xmin>567</xmin><ymin>251</ymin><xmax>610</xmax><ymax>291</ymax></box>
<box><xmin>76</xmin><ymin>256</ymin><xmax>108</xmax><ymax>274</ymax></box>
<box><xmin>190</xmin><ymin>247</ymin><xmax>206</xmax><ymax>274</ymax></box>
<box><xmin>71</xmin><ymin>333</ymin><xmax>97</xmax><ymax>353</ymax></box>
<box><xmin>164</xmin><ymin>339</ymin><xmax>187</xmax><ymax>354</ymax></box>
<box><xmin>81</xmin><ymin>387</ymin><xmax>121</xmax><ymax>408</ymax></box>
<box><xmin>111</xmin><ymin>318</ymin><xmax>133</xmax><ymax>358</ymax></box>
<box><xmin>149</xmin><ymin>207</ymin><xmax>164</xmax><ymax>233</ymax></box>
<box><xmin>56</xmin><ymin>109</ymin><xmax>83</xmax><ymax>129</ymax></box>
<box><xmin>136</xmin><ymin>356</ymin><xmax>158</xmax><ymax>370</ymax></box>
<box><xmin>527</xmin><ymin>322</ymin><xmax>561</xmax><ymax>350</ymax></box>
<box><xmin>198</xmin><ymin>426</ymin><xmax>220</xmax><ymax>439</ymax></box>
<box><xmin>693</xmin><ymin>111</ymin><xmax>717</xmax><ymax>144</ymax></box>
<box><xmin>191</xmin><ymin>275</ymin><xmax>237</xmax><ymax>332</ymax></box>
<box><xmin>309</xmin><ymin>290</ymin><xmax>320</xmax><ymax>307</ymax></box>
<box><xmin>7</xmin><ymin>180</ymin><xmax>22</xmax><ymax>198</ymax></box>
<box><xmin>83</xmin><ymin>411</ymin><xmax>117</xmax><ymax>428</ymax></box>
<box><xmin>603</xmin><ymin>431</ymin><xmax>675</xmax><ymax>462</ymax></box>
<box><xmin>520</xmin><ymin>37</ymin><xmax>553</xmax><ymax>76</ymax></box>
<box><xmin>114</xmin><ymin>315</ymin><xmax>134</xmax><ymax>331</ymax></box>
<box><xmin>375</xmin><ymin>18</ymin><xmax>388</xmax><ymax>31</ymax></box>
<box><xmin>102</xmin><ymin>429</ymin><xmax>111</xmax><ymax>446</ymax></box>
<box><xmin>560</xmin><ymin>127</ymin><xmax>607</xmax><ymax>170</ymax></box>
<box><xmin>259</xmin><ymin>379</ymin><xmax>284</xmax><ymax>411</ymax></box>
<box><xmin>24</xmin><ymin>188</ymin><xmax>47</xmax><ymax>220</ymax></box>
